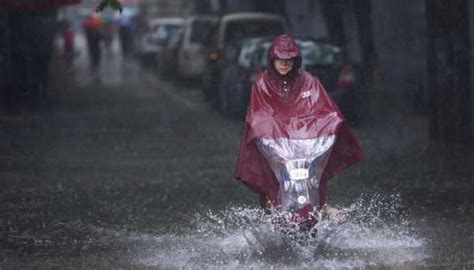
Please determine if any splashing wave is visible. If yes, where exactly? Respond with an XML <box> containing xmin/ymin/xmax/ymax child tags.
<box><xmin>136</xmin><ymin>193</ymin><xmax>427</xmax><ymax>269</ymax></box>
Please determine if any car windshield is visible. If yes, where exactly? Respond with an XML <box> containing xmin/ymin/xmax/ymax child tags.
<box><xmin>256</xmin><ymin>40</ymin><xmax>342</xmax><ymax>67</ymax></box>
<box><xmin>224</xmin><ymin>20</ymin><xmax>284</xmax><ymax>46</ymax></box>
<box><xmin>297</xmin><ymin>41</ymin><xmax>342</xmax><ymax>66</ymax></box>
<box><xmin>237</xmin><ymin>40</ymin><xmax>262</xmax><ymax>68</ymax></box>
<box><xmin>256</xmin><ymin>42</ymin><xmax>272</xmax><ymax>66</ymax></box>
<box><xmin>151</xmin><ymin>24</ymin><xmax>183</xmax><ymax>46</ymax></box>
<box><xmin>167</xmin><ymin>26</ymin><xmax>185</xmax><ymax>47</ymax></box>
<box><xmin>190</xmin><ymin>20</ymin><xmax>215</xmax><ymax>46</ymax></box>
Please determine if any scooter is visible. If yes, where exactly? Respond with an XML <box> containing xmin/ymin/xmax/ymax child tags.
<box><xmin>256</xmin><ymin>135</ymin><xmax>336</xmax><ymax>237</ymax></box>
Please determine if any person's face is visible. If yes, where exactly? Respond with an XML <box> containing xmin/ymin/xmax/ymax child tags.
<box><xmin>273</xmin><ymin>58</ymin><xmax>295</xmax><ymax>75</ymax></box>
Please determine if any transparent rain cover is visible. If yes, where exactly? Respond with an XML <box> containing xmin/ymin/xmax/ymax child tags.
<box><xmin>256</xmin><ymin>136</ymin><xmax>336</xmax><ymax>211</ymax></box>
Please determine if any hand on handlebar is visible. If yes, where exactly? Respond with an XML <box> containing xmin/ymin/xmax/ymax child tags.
<box><xmin>260</xmin><ymin>194</ymin><xmax>273</xmax><ymax>213</ymax></box>
<box><xmin>321</xmin><ymin>204</ymin><xmax>347</xmax><ymax>222</ymax></box>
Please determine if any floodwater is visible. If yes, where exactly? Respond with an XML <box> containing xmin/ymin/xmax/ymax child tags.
<box><xmin>1</xmin><ymin>34</ymin><xmax>473</xmax><ymax>269</ymax></box>
<box><xmin>137</xmin><ymin>195</ymin><xmax>427</xmax><ymax>269</ymax></box>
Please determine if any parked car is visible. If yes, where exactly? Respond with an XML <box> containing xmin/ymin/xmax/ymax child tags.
<box><xmin>216</xmin><ymin>36</ymin><xmax>360</xmax><ymax>124</ymax></box>
<box><xmin>156</xmin><ymin>21</ymin><xmax>186</xmax><ymax>77</ymax></box>
<box><xmin>202</xmin><ymin>12</ymin><xmax>287</xmax><ymax>100</ymax></box>
<box><xmin>176</xmin><ymin>16</ymin><xmax>218</xmax><ymax>79</ymax></box>
<box><xmin>215</xmin><ymin>37</ymin><xmax>269</xmax><ymax>115</ymax></box>
<box><xmin>135</xmin><ymin>17</ymin><xmax>185</xmax><ymax>68</ymax></box>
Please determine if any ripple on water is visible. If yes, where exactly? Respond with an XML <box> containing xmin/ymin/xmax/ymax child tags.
<box><xmin>136</xmin><ymin>193</ymin><xmax>428</xmax><ymax>269</ymax></box>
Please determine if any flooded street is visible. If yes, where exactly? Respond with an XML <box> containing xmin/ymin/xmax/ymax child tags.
<box><xmin>1</xmin><ymin>37</ymin><xmax>473</xmax><ymax>269</ymax></box>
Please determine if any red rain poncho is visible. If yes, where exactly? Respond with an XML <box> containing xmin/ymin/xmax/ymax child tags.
<box><xmin>234</xmin><ymin>35</ymin><xmax>363</xmax><ymax>208</ymax></box>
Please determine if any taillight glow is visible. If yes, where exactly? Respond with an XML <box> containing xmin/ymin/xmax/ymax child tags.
<box><xmin>337</xmin><ymin>65</ymin><xmax>355</xmax><ymax>88</ymax></box>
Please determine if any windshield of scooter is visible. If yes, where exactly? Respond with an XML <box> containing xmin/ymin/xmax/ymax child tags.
<box><xmin>256</xmin><ymin>136</ymin><xmax>336</xmax><ymax>212</ymax></box>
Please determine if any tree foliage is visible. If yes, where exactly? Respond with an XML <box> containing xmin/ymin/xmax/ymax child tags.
<box><xmin>95</xmin><ymin>0</ymin><xmax>122</xmax><ymax>13</ymax></box>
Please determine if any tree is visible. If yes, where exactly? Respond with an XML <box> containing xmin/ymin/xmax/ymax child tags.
<box><xmin>96</xmin><ymin>0</ymin><xmax>122</xmax><ymax>13</ymax></box>
<box><xmin>425</xmin><ymin>0</ymin><xmax>472</xmax><ymax>143</ymax></box>
<box><xmin>353</xmin><ymin>0</ymin><xmax>377</xmax><ymax>90</ymax></box>
<box><xmin>320</xmin><ymin>0</ymin><xmax>346</xmax><ymax>49</ymax></box>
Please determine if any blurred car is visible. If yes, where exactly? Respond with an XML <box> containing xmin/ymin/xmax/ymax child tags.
<box><xmin>177</xmin><ymin>16</ymin><xmax>218</xmax><ymax>79</ymax></box>
<box><xmin>217</xmin><ymin>37</ymin><xmax>360</xmax><ymax>124</ymax></box>
<box><xmin>156</xmin><ymin>21</ymin><xmax>186</xmax><ymax>77</ymax></box>
<box><xmin>202</xmin><ymin>12</ymin><xmax>287</xmax><ymax>100</ymax></box>
<box><xmin>214</xmin><ymin>37</ymin><xmax>269</xmax><ymax>115</ymax></box>
<box><xmin>135</xmin><ymin>17</ymin><xmax>185</xmax><ymax>68</ymax></box>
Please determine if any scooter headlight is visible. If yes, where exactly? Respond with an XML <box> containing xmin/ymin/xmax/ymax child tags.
<box><xmin>297</xmin><ymin>195</ymin><xmax>308</xmax><ymax>205</ymax></box>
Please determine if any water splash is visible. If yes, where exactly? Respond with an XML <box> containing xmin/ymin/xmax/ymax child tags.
<box><xmin>136</xmin><ymin>193</ymin><xmax>427</xmax><ymax>269</ymax></box>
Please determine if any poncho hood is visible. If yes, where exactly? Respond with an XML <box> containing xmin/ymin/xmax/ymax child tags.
<box><xmin>267</xmin><ymin>34</ymin><xmax>302</xmax><ymax>83</ymax></box>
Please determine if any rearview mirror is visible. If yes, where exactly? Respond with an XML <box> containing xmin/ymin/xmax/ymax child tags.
<box><xmin>208</xmin><ymin>51</ymin><xmax>220</xmax><ymax>62</ymax></box>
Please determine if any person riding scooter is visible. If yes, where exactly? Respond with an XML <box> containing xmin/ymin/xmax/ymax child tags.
<box><xmin>234</xmin><ymin>34</ymin><xmax>363</xmax><ymax>231</ymax></box>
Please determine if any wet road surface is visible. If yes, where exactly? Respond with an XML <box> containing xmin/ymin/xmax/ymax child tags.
<box><xmin>1</xmin><ymin>37</ymin><xmax>473</xmax><ymax>269</ymax></box>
